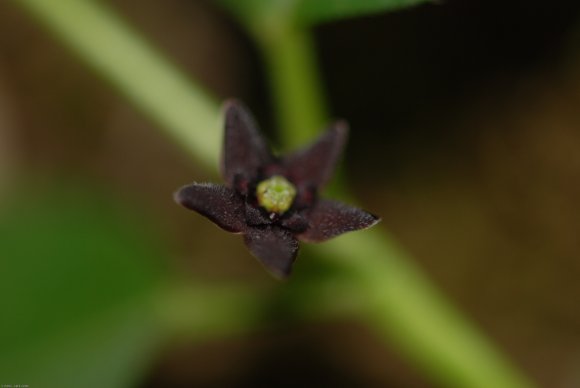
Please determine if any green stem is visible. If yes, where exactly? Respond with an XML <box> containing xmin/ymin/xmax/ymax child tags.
<box><xmin>13</xmin><ymin>0</ymin><xmax>222</xmax><ymax>170</ymax></box>
<box><xmin>318</xmin><ymin>230</ymin><xmax>533</xmax><ymax>387</ymax></box>
<box><xmin>255</xmin><ymin>19</ymin><xmax>328</xmax><ymax>149</ymax></box>
<box><xmin>257</xmin><ymin>17</ymin><xmax>534</xmax><ymax>388</ymax></box>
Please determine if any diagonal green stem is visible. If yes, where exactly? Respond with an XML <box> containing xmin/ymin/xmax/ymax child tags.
<box><xmin>13</xmin><ymin>0</ymin><xmax>222</xmax><ymax>170</ymax></box>
<box><xmin>252</xmin><ymin>11</ymin><xmax>534</xmax><ymax>388</ymax></box>
<box><xmin>256</xmin><ymin>20</ymin><xmax>328</xmax><ymax>149</ymax></box>
<box><xmin>318</xmin><ymin>230</ymin><xmax>533</xmax><ymax>387</ymax></box>
<box><xmin>11</xmin><ymin>0</ymin><xmax>534</xmax><ymax>386</ymax></box>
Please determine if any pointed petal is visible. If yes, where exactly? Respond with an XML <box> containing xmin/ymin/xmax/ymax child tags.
<box><xmin>298</xmin><ymin>200</ymin><xmax>380</xmax><ymax>243</ymax></box>
<box><xmin>174</xmin><ymin>183</ymin><xmax>246</xmax><ymax>233</ymax></box>
<box><xmin>221</xmin><ymin>100</ymin><xmax>274</xmax><ymax>192</ymax></box>
<box><xmin>244</xmin><ymin>226</ymin><xmax>299</xmax><ymax>279</ymax></box>
<box><xmin>280</xmin><ymin>212</ymin><xmax>309</xmax><ymax>233</ymax></box>
<box><xmin>244</xmin><ymin>202</ymin><xmax>272</xmax><ymax>226</ymax></box>
<box><xmin>284</xmin><ymin>121</ymin><xmax>348</xmax><ymax>191</ymax></box>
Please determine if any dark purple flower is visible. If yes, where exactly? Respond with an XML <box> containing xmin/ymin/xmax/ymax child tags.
<box><xmin>174</xmin><ymin>100</ymin><xmax>380</xmax><ymax>279</ymax></box>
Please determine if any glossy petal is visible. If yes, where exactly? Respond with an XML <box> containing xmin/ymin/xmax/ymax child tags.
<box><xmin>298</xmin><ymin>199</ymin><xmax>380</xmax><ymax>242</ymax></box>
<box><xmin>244</xmin><ymin>226</ymin><xmax>299</xmax><ymax>279</ymax></box>
<box><xmin>174</xmin><ymin>183</ymin><xmax>246</xmax><ymax>233</ymax></box>
<box><xmin>283</xmin><ymin>121</ymin><xmax>348</xmax><ymax>191</ymax></box>
<box><xmin>221</xmin><ymin>99</ymin><xmax>274</xmax><ymax>193</ymax></box>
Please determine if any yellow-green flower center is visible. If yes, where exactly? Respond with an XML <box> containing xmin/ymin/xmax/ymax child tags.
<box><xmin>256</xmin><ymin>175</ymin><xmax>296</xmax><ymax>214</ymax></box>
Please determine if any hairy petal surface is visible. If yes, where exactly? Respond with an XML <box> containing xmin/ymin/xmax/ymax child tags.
<box><xmin>280</xmin><ymin>212</ymin><xmax>309</xmax><ymax>233</ymax></box>
<box><xmin>283</xmin><ymin>121</ymin><xmax>348</xmax><ymax>191</ymax></box>
<box><xmin>298</xmin><ymin>199</ymin><xmax>380</xmax><ymax>243</ymax></box>
<box><xmin>174</xmin><ymin>183</ymin><xmax>246</xmax><ymax>233</ymax></box>
<box><xmin>221</xmin><ymin>99</ymin><xmax>273</xmax><ymax>192</ymax></box>
<box><xmin>244</xmin><ymin>202</ymin><xmax>272</xmax><ymax>226</ymax></box>
<box><xmin>244</xmin><ymin>226</ymin><xmax>299</xmax><ymax>279</ymax></box>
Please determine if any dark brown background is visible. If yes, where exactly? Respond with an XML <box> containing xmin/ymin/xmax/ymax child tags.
<box><xmin>1</xmin><ymin>0</ymin><xmax>579</xmax><ymax>386</ymax></box>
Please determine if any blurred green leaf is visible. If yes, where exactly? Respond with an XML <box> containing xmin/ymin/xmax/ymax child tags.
<box><xmin>215</xmin><ymin>0</ymin><xmax>432</xmax><ymax>28</ymax></box>
<box><xmin>294</xmin><ymin>0</ymin><xmax>432</xmax><ymax>25</ymax></box>
<box><xmin>0</xmin><ymin>184</ymin><xmax>165</xmax><ymax>388</ymax></box>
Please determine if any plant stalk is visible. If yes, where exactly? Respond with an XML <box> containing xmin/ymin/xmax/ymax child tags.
<box><xmin>255</xmin><ymin>19</ymin><xmax>328</xmax><ymax>149</ymax></box>
<box><xmin>256</xmin><ymin>15</ymin><xmax>534</xmax><ymax>388</ymax></box>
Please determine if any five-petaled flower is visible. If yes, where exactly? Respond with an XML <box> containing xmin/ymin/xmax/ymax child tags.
<box><xmin>174</xmin><ymin>100</ymin><xmax>380</xmax><ymax>279</ymax></box>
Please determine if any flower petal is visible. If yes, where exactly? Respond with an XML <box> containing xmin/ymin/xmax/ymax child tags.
<box><xmin>244</xmin><ymin>226</ymin><xmax>299</xmax><ymax>279</ymax></box>
<box><xmin>174</xmin><ymin>183</ymin><xmax>246</xmax><ymax>233</ymax></box>
<box><xmin>244</xmin><ymin>202</ymin><xmax>272</xmax><ymax>226</ymax></box>
<box><xmin>298</xmin><ymin>199</ymin><xmax>380</xmax><ymax>242</ymax></box>
<box><xmin>280</xmin><ymin>212</ymin><xmax>309</xmax><ymax>233</ymax></box>
<box><xmin>283</xmin><ymin>121</ymin><xmax>348</xmax><ymax>191</ymax></box>
<box><xmin>221</xmin><ymin>99</ymin><xmax>274</xmax><ymax>193</ymax></box>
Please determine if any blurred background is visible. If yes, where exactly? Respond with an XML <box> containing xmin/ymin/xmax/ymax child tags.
<box><xmin>1</xmin><ymin>0</ymin><xmax>580</xmax><ymax>386</ymax></box>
